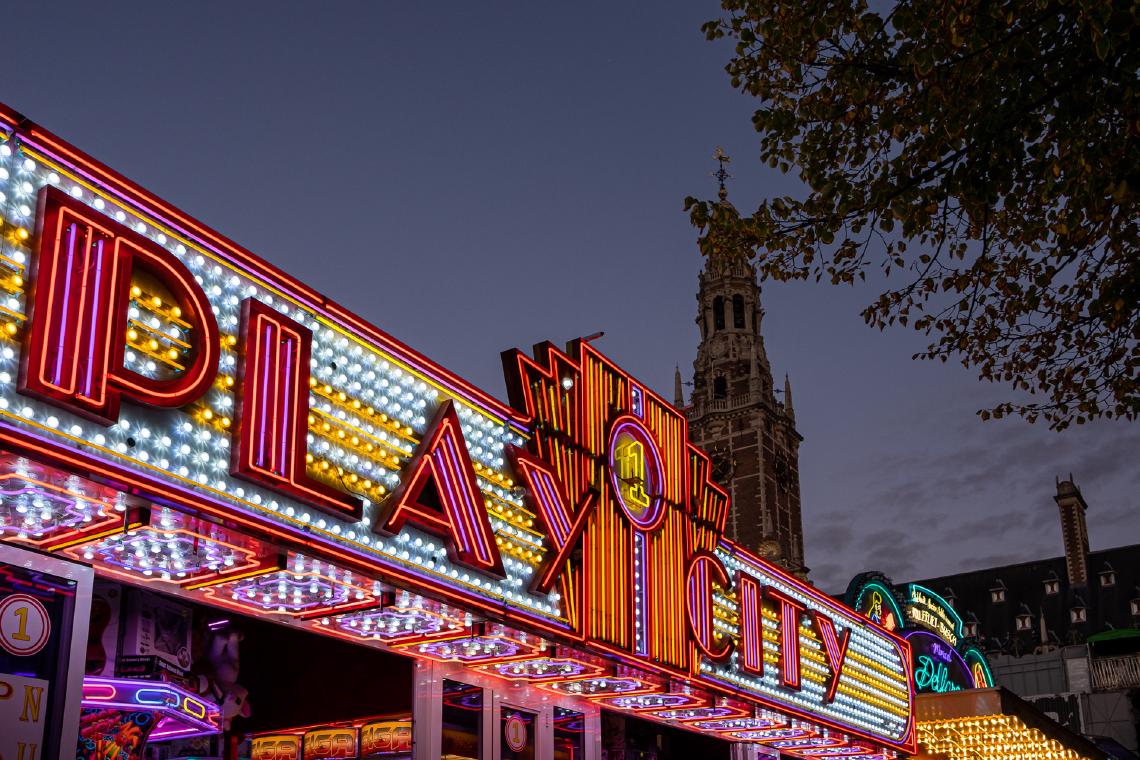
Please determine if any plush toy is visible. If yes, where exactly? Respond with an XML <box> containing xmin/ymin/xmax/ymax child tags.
<box><xmin>194</xmin><ymin>625</ymin><xmax>250</xmax><ymax>730</ymax></box>
<box><xmin>218</xmin><ymin>682</ymin><xmax>251</xmax><ymax>727</ymax></box>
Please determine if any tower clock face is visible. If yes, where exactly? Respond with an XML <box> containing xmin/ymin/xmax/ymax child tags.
<box><xmin>710</xmin><ymin>447</ymin><xmax>734</xmax><ymax>485</ymax></box>
<box><xmin>774</xmin><ymin>454</ymin><xmax>790</xmax><ymax>488</ymax></box>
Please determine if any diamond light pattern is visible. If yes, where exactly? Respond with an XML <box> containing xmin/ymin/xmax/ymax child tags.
<box><xmin>197</xmin><ymin>552</ymin><xmax>379</xmax><ymax>617</ymax></box>
<box><xmin>314</xmin><ymin>592</ymin><xmax>465</xmax><ymax>644</ymax></box>
<box><xmin>0</xmin><ymin>456</ymin><xmax>128</xmax><ymax>547</ymax></box>
<box><xmin>400</xmin><ymin>625</ymin><xmax>540</xmax><ymax>664</ymax></box>
<box><xmin>64</xmin><ymin>506</ymin><xmax>275</xmax><ymax>585</ymax></box>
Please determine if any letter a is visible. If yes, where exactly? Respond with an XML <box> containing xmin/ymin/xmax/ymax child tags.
<box><xmin>375</xmin><ymin>400</ymin><xmax>504</xmax><ymax>577</ymax></box>
<box><xmin>20</xmin><ymin>187</ymin><xmax>218</xmax><ymax>424</ymax></box>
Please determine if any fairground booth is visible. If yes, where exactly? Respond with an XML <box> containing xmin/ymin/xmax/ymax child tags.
<box><xmin>846</xmin><ymin>574</ymin><xmax>1109</xmax><ymax>760</ymax></box>
<box><xmin>0</xmin><ymin>103</ymin><xmax>916</xmax><ymax>760</ymax></box>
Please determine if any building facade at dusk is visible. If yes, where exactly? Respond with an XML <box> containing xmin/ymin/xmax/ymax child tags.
<box><xmin>678</xmin><ymin>182</ymin><xmax>806</xmax><ymax>579</ymax></box>
<box><xmin>907</xmin><ymin>478</ymin><xmax>1140</xmax><ymax>755</ymax></box>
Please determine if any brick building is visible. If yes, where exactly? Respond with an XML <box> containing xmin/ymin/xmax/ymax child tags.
<box><xmin>677</xmin><ymin>176</ymin><xmax>806</xmax><ymax>577</ymax></box>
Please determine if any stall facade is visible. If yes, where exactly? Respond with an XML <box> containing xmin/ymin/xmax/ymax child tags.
<box><xmin>0</xmin><ymin>103</ymin><xmax>914</xmax><ymax>760</ymax></box>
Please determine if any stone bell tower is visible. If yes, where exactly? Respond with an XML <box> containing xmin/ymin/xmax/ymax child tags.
<box><xmin>678</xmin><ymin>149</ymin><xmax>807</xmax><ymax>578</ymax></box>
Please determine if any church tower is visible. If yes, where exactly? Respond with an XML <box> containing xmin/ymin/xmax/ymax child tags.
<box><xmin>679</xmin><ymin>150</ymin><xmax>807</xmax><ymax>577</ymax></box>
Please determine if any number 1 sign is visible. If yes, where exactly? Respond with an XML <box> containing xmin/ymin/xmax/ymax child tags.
<box><xmin>0</xmin><ymin>543</ymin><xmax>93</xmax><ymax>760</ymax></box>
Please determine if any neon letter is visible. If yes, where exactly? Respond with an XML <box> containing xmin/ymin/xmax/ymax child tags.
<box><xmin>375</xmin><ymin>400</ymin><xmax>504</xmax><ymax>577</ymax></box>
<box><xmin>811</xmin><ymin>611</ymin><xmax>851</xmax><ymax>703</ymax></box>
<box><xmin>737</xmin><ymin>572</ymin><xmax>765</xmax><ymax>676</ymax></box>
<box><xmin>766</xmin><ymin>587</ymin><xmax>807</xmax><ymax>689</ymax></box>
<box><xmin>508</xmin><ymin>447</ymin><xmax>596</xmax><ymax>594</ymax></box>
<box><xmin>685</xmin><ymin>550</ymin><xmax>733</xmax><ymax>661</ymax></box>
<box><xmin>19</xmin><ymin>186</ymin><xmax>219</xmax><ymax>424</ymax></box>
<box><xmin>232</xmin><ymin>298</ymin><xmax>362</xmax><ymax>520</ymax></box>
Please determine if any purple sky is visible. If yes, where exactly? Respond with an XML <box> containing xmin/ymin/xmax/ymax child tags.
<box><xmin>8</xmin><ymin>2</ymin><xmax>1138</xmax><ymax>592</ymax></box>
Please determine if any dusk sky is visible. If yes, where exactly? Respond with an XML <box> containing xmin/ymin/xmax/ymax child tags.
<box><xmin>9</xmin><ymin>2</ymin><xmax>1138</xmax><ymax>592</ymax></box>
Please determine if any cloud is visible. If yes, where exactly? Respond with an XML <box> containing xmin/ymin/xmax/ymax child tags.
<box><xmin>802</xmin><ymin>405</ymin><xmax>1140</xmax><ymax>593</ymax></box>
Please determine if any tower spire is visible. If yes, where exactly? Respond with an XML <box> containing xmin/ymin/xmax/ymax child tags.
<box><xmin>713</xmin><ymin>146</ymin><xmax>732</xmax><ymax>202</ymax></box>
<box><xmin>784</xmin><ymin>373</ymin><xmax>795</xmax><ymax>421</ymax></box>
<box><xmin>687</xmin><ymin>152</ymin><xmax>807</xmax><ymax>577</ymax></box>
<box><xmin>674</xmin><ymin>365</ymin><xmax>685</xmax><ymax>408</ymax></box>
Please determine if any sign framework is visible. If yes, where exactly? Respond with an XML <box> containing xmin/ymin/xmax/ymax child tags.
<box><xmin>0</xmin><ymin>104</ymin><xmax>915</xmax><ymax>758</ymax></box>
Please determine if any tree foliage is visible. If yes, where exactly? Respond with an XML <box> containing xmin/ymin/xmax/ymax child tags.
<box><xmin>687</xmin><ymin>0</ymin><xmax>1140</xmax><ymax>428</ymax></box>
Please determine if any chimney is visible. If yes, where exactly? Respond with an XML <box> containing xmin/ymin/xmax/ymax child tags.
<box><xmin>1055</xmin><ymin>475</ymin><xmax>1090</xmax><ymax>587</ymax></box>
<box><xmin>673</xmin><ymin>366</ymin><xmax>685</xmax><ymax>408</ymax></box>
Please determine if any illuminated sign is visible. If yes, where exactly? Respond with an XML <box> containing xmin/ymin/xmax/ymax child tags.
<box><xmin>504</xmin><ymin>342</ymin><xmax>914</xmax><ymax>750</ymax></box>
<box><xmin>1</xmin><ymin>545</ymin><xmax>92</xmax><ymax>760</ymax></box>
<box><xmin>906</xmin><ymin>631</ymin><xmax>974</xmax><ymax>694</ymax></box>
<box><xmin>303</xmin><ymin>727</ymin><xmax>358</xmax><ymax>760</ymax></box>
<box><xmin>852</xmin><ymin>581</ymin><xmax>901</xmax><ymax>632</ymax></box>
<box><xmin>252</xmin><ymin>735</ymin><xmax>302</xmax><ymax>760</ymax></box>
<box><xmin>80</xmin><ymin>676</ymin><xmax>221</xmax><ymax>740</ymax></box>
<box><xmin>903</xmin><ymin>585</ymin><xmax>961</xmax><ymax>646</ymax></box>
<box><xmin>848</xmin><ymin>574</ymin><xmax>993</xmax><ymax>698</ymax></box>
<box><xmin>0</xmin><ymin>104</ymin><xmax>914</xmax><ymax>758</ymax></box>
<box><xmin>964</xmin><ymin>647</ymin><xmax>994</xmax><ymax>688</ymax></box>
<box><xmin>360</xmin><ymin>719</ymin><xmax>412</xmax><ymax>756</ymax></box>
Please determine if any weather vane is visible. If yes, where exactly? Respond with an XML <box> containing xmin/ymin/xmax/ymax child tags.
<box><xmin>712</xmin><ymin>146</ymin><xmax>732</xmax><ymax>201</ymax></box>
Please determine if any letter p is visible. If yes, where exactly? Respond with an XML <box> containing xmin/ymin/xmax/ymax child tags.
<box><xmin>19</xmin><ymin>187</ymin><xmax>219</xmax><ymax>424</ymax></box>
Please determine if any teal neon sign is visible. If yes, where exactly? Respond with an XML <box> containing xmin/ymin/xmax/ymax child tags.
<box><xmin>906</xmin><ymin>630</ymin><xmax>974</xmax><ymax>694</ymax></box>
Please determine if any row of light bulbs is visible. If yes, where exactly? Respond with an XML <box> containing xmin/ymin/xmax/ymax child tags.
<box><xmin>0</xmin><ymin>142</ymin><xmax>563</xmax><ymax>621</ymax></box>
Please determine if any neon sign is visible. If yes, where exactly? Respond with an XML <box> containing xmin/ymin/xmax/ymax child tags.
<box><xmin>252</xmin><ymin>735</ymin><xmax>302</xmax><ymax>760</ymax></box>
<box><xmin>848</xmin><ymin>574</ymin><xmax>993</xmax><ymax>697</ymax></box>
<box><xmin>503</xmin><ymin>341</ymin><xmax>914</xmax><ymax>748</ymax></box>
<box><xmin>903</xmin><ymin>584</ymin><xmax>962</xmax><ymax>646</ymax></box>
<box><xmin>303</xmin><ymin>727</ymin><xmax>358</xmax><ymax>760</ymax></box>
<box><xmin>81</xmin><ymin>676</ymin><xmax>221</xmax><ymax>741</ymax></box>
<box><xmin>0</xmin><ymin>104</ymin><xmax>915</xmax><ymax>758</ymax></box>
<box><xmin>906</xmin><ymin>631</ymin><xmax>973</xmax><ymax>694</ymax></box>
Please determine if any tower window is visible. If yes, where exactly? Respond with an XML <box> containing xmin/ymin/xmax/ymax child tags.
<box><xmin>732</xmin><ymin>294</ymin><xmax>746</xmax><ymax>329</ymax></box>
<box><xmin>713</xmin><ymin>376</ymin><xmax>727</xmax><ymax>400</ymax></box>
<box><xmin>713</xmin><ymin>297</ymin><xmax>725</xmax><ymax>331</ymax></box>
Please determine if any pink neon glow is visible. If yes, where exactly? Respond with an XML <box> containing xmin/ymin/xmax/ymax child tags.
<box><xmin>54</xmin><ymin>223</ymin><xmax>78</xmax><ymax>385</ymax></box>
<box><xmin>81</xmin><ymin>676</ymin><xmax>221</xmax><ymax>739</ymax></box>
<box><xmin>279</xmin><ymin>332</ymin><xmax>294</xmax><ymax>472</ymax></box>
<box><xmin>84</xmin><ymin>238</ymin><xmax>106</xmax><ymax>397</ymax></box>
<box><xmin>256</xmin><ymin>321</ymin><xmax>272</xmax><ymax>468</ymax></box>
